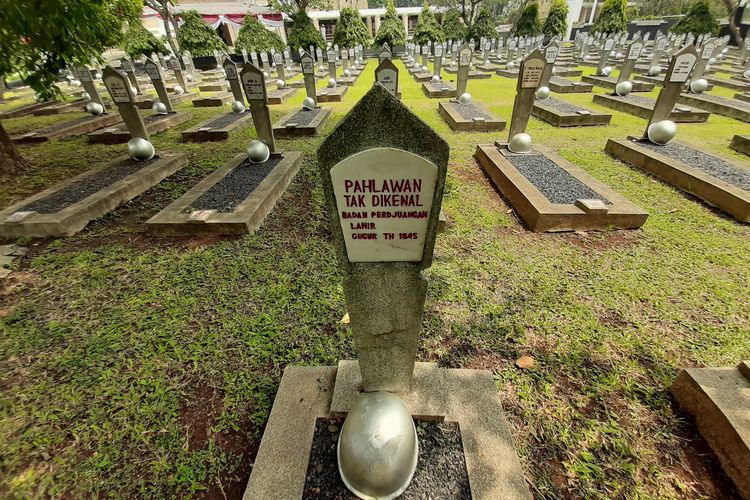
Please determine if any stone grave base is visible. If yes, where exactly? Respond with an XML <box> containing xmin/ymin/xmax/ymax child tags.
<box><xmin>605</xmin><ymin>138</ymin><xmax>750</xmax><ymax>222</ymax></box>
<box><xmin>734</xmin><ymin>92</ymin><xmax>750</xmax><ymax>104</ymax></box>
<box><xmin>422</xmin><ymin>81</ymin><xmax>456</xmax><ymax>98</ymax></box>
<box><xmin>133</xmin><ymin>92</ymin><xmax>192</xmax><ymax>109</ymax></box>
<box><xmin>30</xmin><ymin>98</ymin><xmax>89</xmax><ymax>116</ymax></box>
<box><xmin>548</xmin><ymin>77</ymin><xmax>593</xmax><ymax>93</ymax></box>
<box><xmin>12</xmin><ymin>113</ymin><xmax>122</xmax><ymax>144</ymax></box>
<box><xmin>444</xmin><ymin>68</ymin><xmax>491</xmax><ymax>79</ymax></box>
<box><xmin>730</xmin><ymin>135</ymin><xmax>750</xmax><ymax>156</ymax></box>
<box><xmin>198</xmin><ymin>83</ymin><xmax>229</xmax><ymax>93</ymax></box>
<box><xmin>553</xmin><ymin>67</ymin><xmax>583</xmax><ymax>77</ymax></box>
<box><xmin>593</xmin><ymin>94</ymin><xmax>709</xmax><ymax>122</ymax></box>
<box><xmin>495</xmin><ymin>69</ymin><xmax>519</xmax><ymax>79</ymax></box>
<box><xmin>532</xmin><ymin>98</ymin><xmax>611</xmax><ymax>127</ymax></box>
<box><xmin>438</xmin><ymin>101</ymin><xmax>506</xmax><ymax>132</ymax></box>
<box><xmin>192</xmin><ymin>92</ymin><xmax>233</xmax><ymax>107</ymax></box>
<box><xmin>242</xmin><ymin>362</ymin><xmax>532</xmax><ymax>500</ymax></box>
<box><xmin>581</xmin><ymin>75</ymin><xmax>654</xmax><ymax>92</ymax></box>
<box><xmin>273</xmin><ymin>107</ymin><xmax>331</xmax><ymax>138</ymax></box>
<box><xmin>165</xmin><ymin>84</ymin><xmax>198</xmax><ymax>93</ymax></box>
<box><xmin>677</xmin><ymin>93</ymin><xmax>750</xmax><ymax>123</ymax></box>
<box><xmin>317</xmin><ymin>85</ymin><xmax>347</xmax><ymax>102</ymax></box>
<box><xmin>267</xmin><ymin>87</ymin><xmax>298</xmax><ymax>105</ymax></box>
<box><xmin>705</xmin><ymin>76</ymin><xmax>750</xmax><ymax>92</ymax></box>
<box><xmin>147</xmin><ymin>151</ymin><xmax>302</xmax><ymax>235</ymax></box>
<box><xmin>336</xmin><ymin>76</ymin><xmax>357</xmax><ymax>86</ymax></box>
<box><xmin>475</xmin><ymin>143</ymin><xmax>647</xmax><ymax>232</ymax></box>
<box><xmin>476</xmin><ymin>64</ymin><xmax>497</xmax><ymax>72</ymax></box>
<box><xmin>635</xmin><ymin>74</ymin><xmax>715</xmax><ymax>91</ymax></box>
<box><xmin>0</xmin><ymin>153</ymin><xmax>187</xmax><ymax>238</ymax></box>
<box><xmin>670</xmin><ymin>362</ymin><xmax>750</xmax><ymax>498</ymax></box>
<box><xmin>87</xmin><ymin>111</ymin><xmax>192</xmax><ymax>144</ymax></box>
<box><xmin>181</xmin><ymin>111</ymin><xmax>253</xmax><ymax>142</ymax></box>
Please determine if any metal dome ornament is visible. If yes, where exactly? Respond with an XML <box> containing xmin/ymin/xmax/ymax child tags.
<box><xmin>615</xmin><ymin>52</ymin><xmax>624</xmax><ymax>59</ymax></box>
<box><xmin>152</xmin><ymin>102</ymin><xmax>168</xmax><ymax>115</ymax></box>
<box><xmin>173</xmin><ymin>84</ymin><xmax>184</xmax><ymax>95</ymax></box>
<box><xmin>535</xmin><ymin>86</ymin><xmax>550</xmax><ymax>100</ymax></box>
<box><xmin>743</xmin><ymin>69</ymin><xmax>750</xmax><ymax>80</ymax></box>
<box><xmin>508</xmin><ymin>132</ymin><xmax>533</xmax><ymax>154</ymax></box>
<box><xmin>277</xmin><ymin>79</ymin><xmax>286</xmax><ymax>89</ymax></box>
<box><xmin>343</xmin><ymin>69</ymin><xmax>351</xmax><ymax>77</ymax></box>
<box><xmin>338</xmin><ymin>392</ymin><xmax>418</xmax><ymax>500</ymax></box>
<box><xmin>186</xmin><ymin>73</ymin><xmax>194</xmax><ymax>82</ymax></box>
<box><xmin>431</xmin><ymin>74</ymin><xmax>440</xmax><ymax>83</ymax></box>
<box><xmin>327</xmin><ymin>78</ymin><xmax>337</xmax><ymax>88</ymax></box>
<box><xmin>127</xmin><ymin>138</ymin><xmax>155</xmax><ymax>161</ymax></box>
<box><xmin>647</xmin><ymin>120</ymin><xmax>677</xmax><ymax>145</ymax></box>
<box><xmin>246</xmin><ymin>140</ymin><xmax>270</xmax><ymax>163</ymax></box>
<box><xmin>601</xmin><ymin>66</ymin><xmax>613</xmax><ymax>77</ymax></box>
<box><xmin>130</xmin><ymin>86</ymin><xmax>138</xmax><ymax>95</ymax></box>
<box><xmin>263</xmin><ymin>71</ymin><xmax>269</xmax><ymax>79</ymax></box>
<box><xmin>70</xmin><ymin>79</ymin><xmax>81</xmax><ymax>87</ymax></box>
<box><xmin>615</xmin><ymin>80</ymin><xmax>633</xmax><ymax>96</ymax></box>
<box><xmin>231</xmin><ymin>100</ymin><xmax>245</xmax><ymax>113</ymax></box>
<box><xmin>302</xmin><ymin>97</ymin><xmax>316</xmax><ymax>110</ymax></box>
<box><xmin>690</xmin><ymin>78</ymin><xmax>709</xmax><ymax>94</ymax></box>
<box><xmin>458</xmin><ymin>92</ymin><xmax>472</xmax><ymax>105</ymax></box>
<box><xmin>648</xmin><ymin>65</ymin><xmax>661</xmax><ymax>76</ymax></box>
<box><xmin>507</xmin><ymin>61</ymin><xmax>516</xmax><ymax>71</ymax></box>
<box><xmin>85</xmin><ymin>102</ymin><xmax>104</xmax><ymax>116</ymax></box>
<box><xmin>81</xmin><ymin>91</ymin><xmax>91</xmax><ymax>101</ymax></box>
<box><xmin>421</xmin><ymin>65</ymin><xmax>428</xmax><ymax>73</ymax></box>
<box><xmin>551</xmin><ymin>66</ymin><xmax>557</xmax><ymax>76</ymax></box>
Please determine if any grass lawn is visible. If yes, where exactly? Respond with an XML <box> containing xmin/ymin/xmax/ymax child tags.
<box><xmin>1</xmin><ymin>58</ymin><xmax>749</xmax><ymax>498</ymax></box>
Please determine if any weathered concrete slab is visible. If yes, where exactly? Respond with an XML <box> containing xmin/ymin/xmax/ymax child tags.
<box><xmin>671</xmin><ymin>365</ymin><xmax>750</xmax><ymax>498</ymax></box>
<box><xmin>147</xmin><ymin>151</ymin><xmax>302</xmax><ymax>235</ymax></box>
<box><xmin>11</xmin><ymin>113</ymin><xmax>122</xmax><ymax>144</ymax></box>
<box><xmin>0</xmin><ymin>153</ymin><xmax>187</xmax><ymax>238</ymax></box>
<box><xmin>267</xmin><ymin>87</ymin><xmax>298</xmax><ymax>105</ymax></box>
<box><xmin>582</xmin><ymin>75</ymin><xmax>655</xmax><ymax>92</ymax></box>
<box><xmin>87</xmin><ymin>111</ymin><xmax>191</xmax><ymax>144</ymax></box>
<box><xmin>273</xmin><ymin>107</ymin><xmax>331</xmax><ymax>138</ymax></box>
<box><xmin>475</xmin><ymin>143</ymin><xmax>648</xmax><ymax>232</ymax></box>
<box><xmin>133</xmin><ymin>92</ymin><xmax>192</xmax><ymax>109</ymax></box>
<box><xmin>316</xmin><ymin>85</ymin><xmax>347</xmax><ymax>102</ymax></box>
<box><xmin>192</xmin><ymin>92</ymin><xmax>233</xmax><ymax>107</ymax></box>
<box><xmin>705</xmin><ymin>76</ymin><xmax>750</xmax><ymax>92</ymax></box>
<box><xmin>730</xmin><ymin>135</ymin><xmax>750</xmax><ymax>156</ymax></box>
<box><xmin>548</xmin><ymin>76</ymin><xmax>593</xmax><ymax>93</ymax></box>
<box><xmin>678</xmin><ymin>93</ymin><xmax>750</xmax><ymax>122</ymax></box>
<box><xmin>593</xmin><ymin>94</ymin><xmax>710</xmax><ymax>122</ymax></box>
<box><xmin>422</xmin><ymin>81</ymin><xmax>456</xmax><ymax>98</ymax></box>
<box><xmin>438</xmin><ymin>101</ymin><xmax>506</xmax><ymax>132</ymax></box>
<box><xmin>532</xmin><ymin>98</ymin><xmax>611</xmax><ymax>127</ymax></box>
<box><xmin>181</xmin><ymin>111</ymin><xmax>253</xmax><ymax>142</ymax></box>
<box><xmin>605</xmin><ymin>138</ymin><xmax>750</xmax><ymax>222</ymax></box>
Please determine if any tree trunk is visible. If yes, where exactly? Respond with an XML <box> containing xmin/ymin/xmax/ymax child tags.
<box><xmin>161</xmin><ymin>7</ymin><xmax>181</xmax><ymax>55</ymax></box>
<box><xmin>0</xmin><ymin>121</ymin><xmax>30</xmax><ymax>176</ymax></box>
<box><xmin>0</xmin><ymin>76</ymin><xmax>5</xmax><ymax>102</ymax></box>
<box><xmin>724</xmin><ymin>0</ymin><xmax>742</xmax><ymax>46</ymax></box>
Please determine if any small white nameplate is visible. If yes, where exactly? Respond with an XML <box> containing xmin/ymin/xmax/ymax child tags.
<box><xmin>188</xmin><ymin>209</ymin><xmax>216</xmax><ymax>222</ymax></box>
<box><xmin>7</xmin><ymin>211</ymin><xmax>36</xmax><ymax>223</ymax></box>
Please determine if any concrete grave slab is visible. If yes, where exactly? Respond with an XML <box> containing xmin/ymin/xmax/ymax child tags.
<box><xmin>133</xmin><ymin>92</ymin><xmax>192</xmax><ymax>109</ymax></box>
<box><xmin>147</xmin><ymin>151</ymin><xmax>302</xmax><ymax>235</ymax></box>
<box><xmin>532</xmin><ymin>98</ymin><xmax>612</xmax><ymax>127</ymax></box>
<box><xmin>548</xmin><ymin>76</ymin><xmax>593</xmax><ymax>93</ymax></box>
<box><xmin>422</xmin><ymin>81</ymin><xmax>456</xmax><ymax>98</ymax></box>
<box><xmin>181</xmin><ymin>110</ymin><xmax>253</xmax><ymax>142</ymax></box>
<box><xmin>88</xmin><ymin>112</ymin><xmax>191</xmax><ymax>144</ymax></box>
<box><xmin>316</xmin><ymin>85</ymin><xmax>347</xmax><ymax>102</ymax></box>
<box><xmin>730</xmin><ymin>135</ymin><xmax>750</xmax><ymax>156</ymax></box>
<box><xmin>0</xmin><ymin>100</ymin><xmax>62</xmax><ymax>119</ymax></box>
<box><xmin>582</xmin><ymin>75</ymin><xmax>655</xmax><ymax>92</ymax></box>
<box><xmin>593</xmin><ymin>93</ymin><xmax>710</xmax><ymax>122</ymax></box>
<box><xmin>30</xmin><ymin>98</ymin><xmax>92</xmax><ymax>116</ymax></box>
<box><xmin>734</xmin><ymin>92</ymin><xmax>750</xmax><ymax>104</ymax></box>
<box><xmin>475</xmin><ymin>143</ymin><xmax>648</xmax><ymax>231</ymax></box>
<box><xmin>198</xmin><ymin>82</ymin><xmax>229</xmax><ymax>93</ymax></box>
<box><xmin>191</xmin><ymin>92</ymin><xmax>233</xmax><ymax>107</ymax></box>
<box><xmin>705</xmin><ymin>75</ymin><xmax>750</xmax><ymax>92</ymax></box>
<box><xmin>267</xmin><ymin>86</ymin><xmax>298</xmax><ymax>105</ymax></box>
<box><xmin>12</xmin><ymin>113</ymin><xmax>122</xmax><ymax>144</ymax></box>
<box><xmin>677</xmin><ymin>92</ymin><xmax>750</xmax><ymax>122</ymax></box>
<box><xmin>273</xmin><ymin>107</ymin><xmax>331</xmax><ymax>138</ymax></box>
<box><xmin>605</xmin><ymin>138</ymin><xmax>750</xmax><ymax>222</ymax></box>
<box><xmin>0</xmin><ymin>153</ymin><xmax>187</xmax><ymax>238</ymax></box>
<box><xmin>438</xmin><ymin>101</ymin><xmax>506</xmax><ymax>132</ymax></box>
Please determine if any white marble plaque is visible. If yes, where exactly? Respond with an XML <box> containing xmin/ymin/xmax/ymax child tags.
<box><xmin>421</xmin><ymin>46</ymin><xmax>429</xmax><ymax>54</ymax></box>
<box><xmin>435</xmin><ymin>46</ymin><xmax>443</xmax><ymax>57</ymax></box>
<box><xmin>627</xmin><ymin>42</ymin><xmax>643</xmax><ymax>60</ymax></box>
<box><xmin>76</xmin><ymin>67</ymin><xmax>92</xmax><ymax>82</ymax></box>
<box><xmin>701</xmin><ymin>44</ymin><xmax>714</xmax><ymax>59</ymax></box>
<box><xmin>376</xmin><ymin>68</ymin><xmax>397</xmax><ymax>94</ymax></box>
<box><xmin>657</xmin><ymin>38</ymin><xmax>667</xmax><ymax>51</ymax></box>
<box><xmin>120</xmin><ymin>59</ymin><xmax>132</xmax><ymax>72</ymax></box>
<box><xmin>224</xmin><ymin>62</ymin><xmax>238</xmax><ymax>79</ymax></box>
<box><xmin>545</xmin><ymin>46</ymin><xmax>558</xmax><ymax>63</ymax></box>
<box><xmin>242</xmin><ymin>71</ymin><xmax>265</xmax><ymax>101</ymax></box>
<box><xmin>459</xmin><ymin>48</ymin><xmax>472</xmax><ymax>66</ymax></box>
<box><xmin>669</xmin><ymin>53</ymin><xmax>696</xmax><ymax>83</ymax></box>
<box><xmin>169</xmin><ymin>58</ymin><xmax>181</xmax><ymax>71</ymax></box>
<box><xmin>604</xmin><ymin>39</ymin><xmax>614</xmax><ymax>51</ymax></box>
<box><xmin>520</xmin><ymin>59</ymin><xmax>544</xmax><ymax>88</ymax></box>
<box><xmin>331</xmin><ymin>148</ymin><xmax>438</xmax><ymax>263</ymax></box>
<box><xmin>104</xmin><ymin>75</ymin><xmax>133</xmax><ymax>103</ymax></box>
<box><xmin>301</xmin><ymin>56</ymin><xmax>314</xmax><ymax>74</ymax></box>
<box><xmin>327</xmin><ymin>49</ymin><xmax>335</xmax><ymax>61</ymax></box>
<box><xmin>145</xmin><ymin>62</ymin><xmax>161</xmax><ymax>81</ymax></box>
<box><xmin>273</xmin><ymin>52</ymin><xmax>283</xmax><ymax>65</ymax></box>
<box><xmin>260</xmin><ymin>52</ymin><xmax>268</xmax><ymax>63</ymax></box>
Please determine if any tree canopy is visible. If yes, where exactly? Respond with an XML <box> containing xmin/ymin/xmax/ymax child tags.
<box><xmin>333</xmin><ymin>8</ymin><xmax>371</xmax><ymax>48</ymax></box>
<box><xmin>441</xmin><ymin>9</ymin><xmax>468</xmax><ymax>40</ymax></box>
<box><xmin>590</xmin><ymin>0</ymin><xmax>628</xmax><ymax>34</ymax></box>
<box><xmin>542</xmin><ymin>0</ymin><xmax>569</xmax><ymax>38</ymax></box>
<box><xmin>374</xmin><ymin>0</ymin><xmax>407</xmax><ymax>47</ymax></box>
<box><xmin>287</xmin><ymin>10</ymin><xmax>326</xmax><ymax>50</ymax></box>
<box><xmin>514</xmin><ymin>2</ymin><xmax>541</xmax><ymax>36</ymax></box>
<box><xmin>670</xmin><ymin>0</ymin><xmax>719</xmax><ymax>35</ymax></box>
<box><xmin>122</xmin><ymin>21</ymin><xmax>170</xmax><ymax>59</ymax></box>
<box><xmin>235</xmin><ymin>14</ymin><xmax>286</xmax><ymax>52</ymax></box>
<box><xmin>176</xmin><ymin>10</ymin><xmax>227</xmax><ymax>56</ymax></box>
<box><xmin>413</xmin><ymin>1</ymin><xmax>445</xmax><ymax>45</ymax></box>
<box><xmin>468</xmin><ymin>6</ymin><xmax>497</xmax><ymax>40</ymax></box>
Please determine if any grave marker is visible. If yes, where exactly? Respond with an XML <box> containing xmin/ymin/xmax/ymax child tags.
<box><xmin>456</xmin><ymin>42</ymin><xmax>472</xmax><ymax>97</ymax></box>
<box><xmin>273</xmin><ymin>51</ymin><xmax>286</xmax><ymax>80</ymax></box>
<box><xmin>223</xmin><ymin>57</ymin><xmax>244</xmax><ymax>103</ymax></box>
<box><xmin>75</xmin><ymin>66</ymin><xmax>106</xmax><ymax>107</ymax></box>
<box><xmin>434</xmin><ymin>44</ymin><xmax>443</xmax><ymax>77</ymax></box>
<box><xmin>645</xmin><ymin>45</ymin><xmax>697</xmax><ymax>137</ymax></box>
<box><xmin>300</xmin><ymin>51</ymin><xmax>318</xmax><ymax>103</ymax></box>
<box><xmin>144</xmin><ymin>58</ymin><xmax>173</xmax><ymax>112</ymax></box>
<box><xmin>327</xmin><ymin>47</ymin><xmax>337</xmax><ymax>79</ymax></box>
<box><xmin>120</xmin><ymin>58</ymin><xmax>141</xmax><ymax>94</ymax></box>
<box><xmin>240</xmin><ymin>62</ymin><xmax>275</xmax><ymax>152</ymax></box>
<box><xmin>539</xmin><ymin>41</ymin><xmax>559</xmax><ymax>87</ymax></box>
<box><xmin>378</xmin><ymin>44</ymin><xmax>392</xmax><ymax>63</ymax></box>
<box><xmin>509</xmin><ymin>49</ymin><xmax>544</xmax><ymax>138</ymax></box>
<box><xmin>616</xmin><ymin>35</ymin><xmax>643</xmax><ymax>84</ymax></box>
<box><xmin>375</xmin><ymin>58</ymin><xmax>398</xmax><ymax>97</ymax></box>
<box><xmin>102</xmin><ymin>66</ymin><xmax>148</xmax><ymax>140</ymax></box>
<box><xmin>169</xmin><ymin>56</ymin><xmax>188</xmax><ymax>90</ymax></box>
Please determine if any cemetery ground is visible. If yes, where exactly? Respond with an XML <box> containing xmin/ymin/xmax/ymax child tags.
<box><xmin>1</xmin><ymin>60</ymin><xmax>749</xmax><ymax>499</ymax></box>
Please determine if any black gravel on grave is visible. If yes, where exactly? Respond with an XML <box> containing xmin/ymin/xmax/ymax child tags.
<box><xmin>452</xmin><ymin>102</ymin><xmax>493</xmax><ymax>120</ymax></box>
<box><xmin>508</xmin><ymin>154</ymin><xmax>611</xmax><ymax>205</ymax></box>
<box><xmin>189</xmin><ymin>157</ymin><xmax>281</xmax><ymax>213</ymax></box>
<box><xmin>691</xmin><ymin>93</ymin><xmax>750</xmax><ymax>110</ymax></box>
<box><xmin>539</xmin><ymin>98</ymin><xmax>589</xmax><ymax>114</ymax></box>
<box><xmin>283</xmin><ymin>108</ymin><xmax>323</xmax><ymax>127</ymax></box>
<box><xmin>636</xmin><ymin>141</ymin><xmax>750</xmax><ymax>191</ymax></box>
<box><xmin>20</xmin><ymin>157</ymin><xmax>160</xmax><ymax>214</ymax></box>
<box><xmin>203</xmin><ymin>111</ymin><xmax>246</xmax><ymax>129</ymax></box>
<box><xmin>303</xmin><ymin>417</ymin><xmax>471</xmax><ymax>500</ymax></box>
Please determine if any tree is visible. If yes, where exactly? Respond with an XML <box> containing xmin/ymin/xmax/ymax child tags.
<box><xmin>271</xmin><ymin>0</ymin><xmax>331</xmax><ymax>16</ymax></box>
<box><xmin>469</xmin><ymin>6</ymin><xmax>497</xmax><ymax>40</ymax></box>
<box><xmin>590</xmin><ymin>0</ymin><xmax>627</xmax><ymax>34</ymax></box>
<box><xmin>720</xmin><ymin>0</ymin><xmax>742</xmax><ymax>45</ymax></box>
<box><xmin>441</xmin><ymin>9</ymin><xmax>468</xmax><ymax>40</ymax></box>
<box><xmin>235</xmin><ymin>14</ymin><xmax>286</xmax><ymax>52</ymax></box>
<box><xmin>413</xmin><ymin>1</ymin><xmax>445</xmax><ymax>45</ymax></box>
<box><xmin>514</xmin><ymin>1</ymin><xmax>541</xmax><ymax>36</ymax></box>
<box><xmin>333</xmin><ymin>8</ymin><xmax>371</xmax><ymax>48</ymax></box>
<box><xmin>542</xmin><ymin>0</ymin><xmax>568</xmax><ymax>38</ymax></box>
<box><xmin>374</xmin><ymin>0</ymin><xmax>407</xmax><ymax>47</ymax></box>
<box><xmin>434</xmin><ymin>0</ymin><xmax>485</xmax><ymax>30</ymax></box>
<box><xmin>144</xmin><ymin>0</ymin><xmax>181</xmax><ymax>55</ymax></box>
<box><xmin>287</xmin><ymin>10</ymin><xmax>326</xmax><ymax>50</ymax></box>
<box><xmin>0</xmin><ymin>0</ymin><xmax>142</xmax><ymax>176</ymax></box>
<box><xmin>176</xmin><ymin>10</ymin><xmax>227</xmax><ymax>56</ymax></box>
<box><xmin>122</xmin><ymin>21</ymin><xmax>169</xmax><ymax>59</ymax></box>
<box><xmin>670</xmin><ymin>0</ymin><xmax>719</xmax><ymax>35</ymax></box>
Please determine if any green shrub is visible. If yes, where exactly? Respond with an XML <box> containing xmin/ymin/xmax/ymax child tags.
<box><xmin>542</xmin><ymin>0</ymin><xmax>569</xmax><ymax>38</ymax></box>
<box><xmin>441</xmin><ymin>9</ymin><xmax>467</xmax><ymax>41</ymax></box>
<box><xmin>374</xmin><ymin>0</ymin><xmax>406</xmax><ymax>48</ymax></box>
<box><xmin>590</xmin><ymin>0</ymin><xmax>628</xmax><ymax>34</ymax></box>
<box><xmin>670</xmin><ymin>0</ymin><xmax>719</xmax><ymax>35</ymax></box>
<box><xmin>515</xmin><ymin>2</ymin><xmax>541</xmax><ymax>36</ymax></box>
<box><xmin>287</xmin><ymin>10</ymin><xmax>326</xmax><ymax>51</ymax></box>
<box><xmin>333</xmin><ymin>8</ymin><xmax>371</xmax><ymax>48</ymax></box>
<box><xmin>121</xmin><ymin>22</ymin><xmax>169</xmax><ymax>59</ymax></box>
<box><xmin>235</xmin><ymin>14</ymin><xmax>286</xmax><ymax>52</ymax></box>
<box><xmin>413</xmin><ymin>1</ymin><xmax>444</xmax><ymax>45</ymax></box>
<box><xmin>176</xmin><ymin>10</ymin><xmax>227</xmax><ymax>56</ymax></box>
